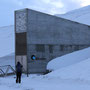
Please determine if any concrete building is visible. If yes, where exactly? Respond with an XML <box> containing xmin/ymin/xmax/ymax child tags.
<box><xmin>15</xmin><ymin>8</ymin><xmax>90</xmax><ymax>74</ymax></box>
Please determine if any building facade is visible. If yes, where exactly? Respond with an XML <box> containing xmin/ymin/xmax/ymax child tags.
<box><xmin>15</xmin><ymin>8</ymin><xmax>90</xmax><ymax>74</ymax></box>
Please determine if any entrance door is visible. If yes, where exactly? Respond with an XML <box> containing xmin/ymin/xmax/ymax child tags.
<box><xmin>16</xmin><ymin>55</ymin><xmax>27</xmax><ymax>72</ymax></box>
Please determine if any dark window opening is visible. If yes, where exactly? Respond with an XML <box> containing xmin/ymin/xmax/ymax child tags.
<box><xmin>36</xmin><ymin>44</ymin><xmax>45</xmax><ymax>52</ymax></box>
<box><xmin>74</xmin><ymin>45</ymin><xmax>79</xmax><ymax>50</ymax></box>
<box><xmin>60</xmin><ymin>45</ymin><xmax>64</xmax><ymax>51</ymax></box>
<box><xmin>49</xmin><ymin>45</ymin><xmax>53</xmax><ymax>53</ymax></box>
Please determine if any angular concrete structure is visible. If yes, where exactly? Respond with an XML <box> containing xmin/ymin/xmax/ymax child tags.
<box><xmin>15</xmin><ymin>8</ymin><xmax>90</xmax><ymax>74</ymax></box>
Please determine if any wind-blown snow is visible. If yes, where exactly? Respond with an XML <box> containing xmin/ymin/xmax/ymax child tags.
<box><xmin>47</xmin><ymin>47</ymin><xmax>90</xmax><ymax>71</ymax></box>
<box><xmin>56</xmin><ymin>5</ymin><xmax>90</xmax><ymax>25</ymax></box>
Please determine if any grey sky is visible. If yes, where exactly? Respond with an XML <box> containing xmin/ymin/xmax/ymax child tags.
<box><xmin>0</xmin><ymin>0</ymin><xmax>90</xmax><ymax>27</ymax></box>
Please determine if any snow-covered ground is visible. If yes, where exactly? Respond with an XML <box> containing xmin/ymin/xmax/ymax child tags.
<box><xmin>0</xmin><ymin>47</ymin><xmax>90</xmax><ymax>90</ymax></box>
<box><xmin>0</xmin><ymin>73</ymin><xmax>90</xmax><ymax>90</ymax></box>
<box><xmin>56</xmin><ymin>5</ymin><xmax>90</xmax><ymax>25</ymax></box>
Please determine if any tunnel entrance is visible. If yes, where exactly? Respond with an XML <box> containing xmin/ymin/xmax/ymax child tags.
<box><xmin>15</xmin><ymin>32</ymin><xmax>27</xmax><ymax>72</ymax></box>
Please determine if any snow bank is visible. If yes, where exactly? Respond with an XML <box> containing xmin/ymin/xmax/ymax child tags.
<box><xmin>47</xmin><ymin>47</ymin><xmax>90</xmax><ymax>71</ymax></box>
<box><xmin>47</xmin><ymin>58</ymin><xmax>90</xmax><ymax>80</ymax></box>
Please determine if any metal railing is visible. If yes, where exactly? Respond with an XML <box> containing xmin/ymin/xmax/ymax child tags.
<box><xmin>0</xmin><ymin>65</ymin><xmax>16</xmax><ymax>77</ymax></box>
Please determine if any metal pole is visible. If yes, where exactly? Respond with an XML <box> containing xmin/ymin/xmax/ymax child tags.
<box><xmin>26</xmin><ymin>9</ymin><xmax>28</xmax><ymax>77</ymax></box>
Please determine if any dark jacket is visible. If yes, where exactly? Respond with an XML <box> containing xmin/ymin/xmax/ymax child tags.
<box><xmin>16</xmin><ymin>62</ymin><xmax>23</xmax><ymax>73</ymax></box>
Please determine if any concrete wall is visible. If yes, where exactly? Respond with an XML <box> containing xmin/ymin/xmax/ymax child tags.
<box><xmin>27</xmin><ymin>9</ymin><xmax>90</xmax><ymax>45</ymax></box>
<box><xmin>15</xmin><ymin>8</ymin><xmax>90</xmax><ymax>73</ymax></box>
<box><xmin>26</xmin><ymin>9</ymin><xmax>90</xmax><ymax>73</ymax></box>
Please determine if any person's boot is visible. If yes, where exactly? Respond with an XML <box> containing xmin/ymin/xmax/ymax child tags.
<box><xmin>16</xmin><ymin>79</ymin><xmax>18</xmax><ymax>83</ymax></box>
<box><xmin>19</xmin><ymin>80</ymin><xmax>21</xmax><ymax>83</ymax></box>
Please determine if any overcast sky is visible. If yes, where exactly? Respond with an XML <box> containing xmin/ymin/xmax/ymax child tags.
<box><xmin>0</xmin><ymin>0</ymin><xmax>90</xmax><ymax>27</ymax></box>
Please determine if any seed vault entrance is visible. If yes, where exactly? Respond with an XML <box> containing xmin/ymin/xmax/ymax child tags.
<box><xmin>15</xmin><ymin>32</ymin><xmax>27</xmax><ymax>73</ymax></box>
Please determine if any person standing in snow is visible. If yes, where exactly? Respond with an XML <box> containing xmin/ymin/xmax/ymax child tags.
<box><xmin>16</xmin><ymin>62</ymin><xmax>23</xmax><ymax>83</ymax></box>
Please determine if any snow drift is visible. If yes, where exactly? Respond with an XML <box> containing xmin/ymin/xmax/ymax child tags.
<box><xmin>47</xmin><ymin>47</ymin><xmax>90</xmax><ymax>71</ymax></box>
<box><xmin>47</xmin><ymin>58</ymin><xmax>90</xmax><ymax>81</ymax></box>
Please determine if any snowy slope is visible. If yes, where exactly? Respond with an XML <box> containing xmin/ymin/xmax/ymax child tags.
<box><xmin>47</xmin><ymin>58</ymin><xmax>90</xmax><ymax>80</ymax></box>
<box><xmin>56</xmin><ymin>5</ymin><xmax>90</xmax><ymax>25</ymax></box>
<box><xmin>0</xmin><ymin>53</ymin><xmax>15</xmax><ymax>74</ymax></box>
<box><xmin>0</xmin><ymin>25</ymin><xmax>15</xmax><ymax>71</ymax></box>
<box><xmin>0</xmin><ymin>25</ymin><xmax>14</xmax><ymax>57</ymax></box>
<box><xmin>0</xmin><ymin>53</ymin><xmax>15</xmax><ymax>66</ymax></box>
<box><xmin>47</xmin><ymin>47</ymin><xmax>90</xmax><ymax>71</ymax></box>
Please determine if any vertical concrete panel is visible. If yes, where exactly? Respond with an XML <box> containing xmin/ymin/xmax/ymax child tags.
<box><xmin>15</xmin><ymin>9</ymin><xmax>28</xmax><ymax>73</ymax></box>
<box><xmin>15</xmin><ymin>9</ymin><xmax>27</xmax><ymax>33</ymax></box>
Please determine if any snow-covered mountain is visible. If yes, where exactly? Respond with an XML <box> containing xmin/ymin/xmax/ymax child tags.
<box><xmin>56</xmin><ymin>5</ymin><xmax>90</xmax><ymax>26</ymax></box>
<box><xmin>0</xmin><ymin>53</ymin><xmax>15</xmax><ymax>66</ymax></box>
<box><xmin>0</xmin><ymin>25</ymin><xmax>14</xmax><ymax>57</ymax></box>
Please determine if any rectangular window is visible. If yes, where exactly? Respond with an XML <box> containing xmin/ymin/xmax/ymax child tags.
<box><xmin>60</xmin><ymin>45</ymin><xmax>64</xmax><ymax>51</ymax></box>
<box><xmin>36</xmin><ymin>44</ymin><xmax>45</xmax><ymax>52</ymax></box>
<box><xmin>74</xmin><ymin>45</ymin><xmax>79</xmax><ymax>50</ymax></box>
<box><xmin>49</xmin><ymin>45</ymin><xmax>53</xmax><ymax>53</ymax></box>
